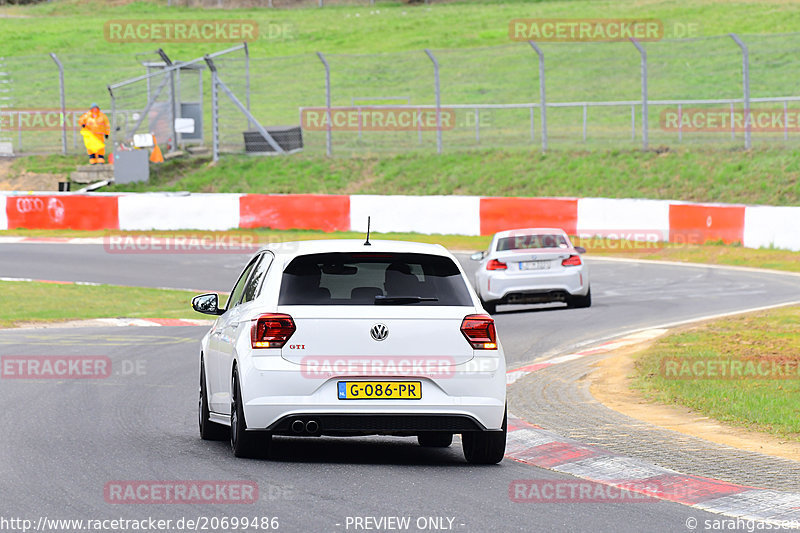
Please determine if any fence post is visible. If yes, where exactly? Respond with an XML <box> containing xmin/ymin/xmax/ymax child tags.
<box><xmin>108</xmin><ymin>86</ymin><xmax>116</xmax><ymax>163</ymax></box>
<box><xmin>316</xmin><ymin>52</ymin><xmax>332</xmax><ymax>157</ymax></box>
<box><xmin>49</xmin><ymin>53</ymin><xmax>67</xmax><ymax>155</ymax></box>
<box><xmin>730</xmin><ymin>33</ymin><xmax>751</xmax><ymax>149</ymax></box>
<box><xmin>630</xmin><ymin>38</ymin><xmax>648</xmax><ymax>151</ymax></box>
<box><xmin>157</xmin><ymin>48</ymin><xmax>177</xmax><ymax>153</ymax></box>
<box><xmin>528</xmin><ymin>41</ymin><xmax>547</xmax><ymax>151</ymax></box>
<box><xmin>424</xmin><ymin>49</ymin><xmax>442</xmax><ymax>154</ymax></box>
<box><xmin>208</xmin><ymin>62</ymin><xmax>219</xmax><ymax>163</ymax></box>
<box><xmin>244</xmin><ymin>42</ymin><xmax>252</xmax><ymax>130</ymax></box>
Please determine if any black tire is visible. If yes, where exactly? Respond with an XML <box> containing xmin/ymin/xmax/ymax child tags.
<box><xmin>199</xmin><ymin>359</ymin><xmax>228</xmax><ymax>441</ymax></box>
<box><xmin>480</xmin><ymin>298</ymin><xmax>497</xmax><ymax>315</ymax></box>
<box><xmin>230</xmin><ymin>368</ymin><xmax>270</xmax><ymax>458</ymax></box>
<box><xmin>462</xmin><ymin>407</ymin><xmax>506</xmax><ymax>464</ymax></box>
<box><xmin>417</xmin><ymin>432</ymin><xmax>453</xmax><ymax>448</ymax></box>
<box><xmin>567</xmin><ymin>287</ymin><xmax>592</xmax><ymax>309</ymax></box>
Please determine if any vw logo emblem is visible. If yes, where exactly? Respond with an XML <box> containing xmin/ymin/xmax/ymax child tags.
<box><xmin>370</xmin><ymin>323</ymin><xmax>388</xmax><ymax>342</ymax></box>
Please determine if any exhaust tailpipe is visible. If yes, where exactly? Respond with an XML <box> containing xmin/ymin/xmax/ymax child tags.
<box><xmin>305</xmin><ymin>420</ymin><xmax>319</xmax><ymax>434</ymax></box>
<box><xmin>291</xmin><ymin>420</ymin><xmax>305</xmax><ymax>434</ymax></box>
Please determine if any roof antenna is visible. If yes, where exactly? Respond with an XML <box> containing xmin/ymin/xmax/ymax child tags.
<box><xmin>364</xmin><ymin>216</ymin><xmax>372</xmax><ymax>246</ymax></box>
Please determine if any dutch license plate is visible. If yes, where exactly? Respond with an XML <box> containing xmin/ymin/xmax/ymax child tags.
<box><xmin>520</xmin><ymin>261</ymin><xmax>550</xmax><ymax>270</ymax></box>
<box><xmin>338</xmin><ymin>381</ymin><xmax>422</xmax><ymax>400</ymax></box>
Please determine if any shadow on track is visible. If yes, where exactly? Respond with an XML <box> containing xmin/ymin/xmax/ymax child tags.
<box><xmin>196</xmin><ymin>435</ymin><xmax>494</xmax><ymax>467</ymax></box>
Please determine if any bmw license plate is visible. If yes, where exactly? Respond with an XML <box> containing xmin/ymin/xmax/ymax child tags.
<box><xmin>520</xmin><ymin>261</ymin><xmax>550</xmax><ymax>270</ymax></box>
<box><xmin>338</xmin><ymin>381</ymin><xmax>421</xmax><ymax>400</ymax></box>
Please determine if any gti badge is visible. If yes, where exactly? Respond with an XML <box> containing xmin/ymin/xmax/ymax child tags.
<box><xmin>370</xmin><ymin>323</ymin><xmax>389</xmax><ymax>341</ymax></box>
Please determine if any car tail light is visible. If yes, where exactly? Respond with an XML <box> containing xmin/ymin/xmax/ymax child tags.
<box><xmin>251</xmin><ymin>314</ymin><xmax>296</xmax><ymax>349</ymax></box>
<box><xmin>486</xmin><ymin>259</ymin><xmax>507</xmax><ymax>271</ymax></box>
<box><xmin>461</xmin><ymin>314</ymin><xmax>498</xmax><ymax>350</ymax></box>
<box><xmin>562</xmin><ymin>255</ymin><xmax>582</xmax><ymax>267</ymax></box>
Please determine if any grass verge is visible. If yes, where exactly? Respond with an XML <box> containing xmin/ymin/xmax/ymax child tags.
<box><xmin>95</xmin><ymin>148</ymin><xmax>800</xmax><ymax>206</ymax></box>
<box><xmin>0</xmin><ymin>280</ymin><xmax>198</xmax><ymax>328</ymax></box>
<box><xmin>632</xmin><ymin>306</ymin><xmax>800</xmax><ymax>440</ymax></box>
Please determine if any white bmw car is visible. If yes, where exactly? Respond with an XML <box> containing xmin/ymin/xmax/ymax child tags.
<box><xmin>192</xmin><ymin>239</ymin><xmax>507</xmax><ymax>463</ymax></box>
<box><xmin>472</xmin><ymin>228</ymin><xmax>591</xmax><ymax>314</ymax></box>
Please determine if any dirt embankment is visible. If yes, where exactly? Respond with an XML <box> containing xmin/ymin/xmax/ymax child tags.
<box><xmin>0</xmin><ymin>158</ymin><xmax>64</xmax><ymax>191</ymax></box>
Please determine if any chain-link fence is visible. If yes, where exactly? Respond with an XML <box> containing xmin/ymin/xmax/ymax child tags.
<box><xmin>3</xmin><ymin>32</ymin><xmax>800</xmax><ymax>158</ymax></box>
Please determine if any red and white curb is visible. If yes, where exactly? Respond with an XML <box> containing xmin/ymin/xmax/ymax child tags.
<box><xmin>504</xmin><ymin>331</ymin><xmax>800</xmax><ymax>527</ymax></box>
<box><xmin>0</xmin><ymin>236</ymin><xmax>106</xmax><ymax>245</ymax></box>
<box><xmin>0</xmin><ymin>276</ymin><xmax>212</xmax><ymax>295</ymax></box>
<box><xmin>7</xmin><ymin>317</ymin><xmax>213</xmax><ymax>330</ymax></box>
<box><xmin>505</xmin><ymin>416</ymin><xmax>800</xmax><ymax>526</ymax></box>
<box><xmin>506</xmin><ymin>328</ymin><xmax>668</xmax><ymax>385</ymax></box>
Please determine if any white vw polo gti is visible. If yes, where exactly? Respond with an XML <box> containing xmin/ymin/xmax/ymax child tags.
<box><xmin>192</xmin><ymin>239</ymin><xmax>507</xmax><ymax>463</ymax></box>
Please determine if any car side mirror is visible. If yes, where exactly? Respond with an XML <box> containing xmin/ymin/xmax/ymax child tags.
<box><xmin>470</xmin><ymin>251</ymin><xmax>486</xmax><ymax>261</ymax></box>
<box><xmin>574</xmin><ymin>246</ymin><xmax>587</xmax><ymax>254</ymax></box>
<box><xmin>192</xmin><ymin>293</ymin><xmax>223</xmax><ymax>315</ymax></box>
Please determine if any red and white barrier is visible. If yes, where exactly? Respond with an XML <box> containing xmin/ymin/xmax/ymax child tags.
<box><xmin>743</xmin><ymin>206</ymin><xmax>800</xmax><ymax>251</ymax></box>
<box><xmin>118</xmin><ymin>193</ymin><xmax>241</xmax><ymax>231</ymax></box>
<box><xmin>577</xmin><ymin>198</ymin><xmax>671</xmax><ymax>242</ymax></box>
<box><xmin>351</xmin><ymin>195</ymin><xmax>481</xmax><ymax>236</ymax></box>
<box><xmin>2</xmin><ymin>192</ymin><xmax>799</xmax><ymax>251</ymax></box>
<box><xmin>0</xmin><ymin>194</ymin><xmax>8</xmax><ymax>231</ymax></box>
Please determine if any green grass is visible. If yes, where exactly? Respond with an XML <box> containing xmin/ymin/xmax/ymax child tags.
<box><xmin>8</xmin><ymin>154</ymin><xmax>85</xmax><ymax>177</ymax></box>
<box><xmin>633</xmin><ymin>306</ymin><xmax>800</xmax><ymax>439</ymax></box>
<box><xmin>3</xmin><ymin>0</ymin><xmax>800</xmax><ymax>149</ymax></box>
<box><xmin>0</xmin><ymin>280</ymin><xmax>199</xmax><ymax>328</ymax></box>
<box><xmin>4</xmin><ymin>0</ymin><xmax>800</xmax><ymax>57</ymax></box>
<box><xmin>94</xmin><ymin>147</ymin><xmax>800</xmax><ymax>206</ymax></box>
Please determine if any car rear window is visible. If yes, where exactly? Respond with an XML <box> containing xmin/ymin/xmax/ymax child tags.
<box><xmin>496</xmin><ymin>234</ymin><xmax>569</xmax><ymax>251</ymax></box>
<box><xmin>278</xmin><ymin>252</ymin><xmax>473</xmax><ymax>306</ymax></box>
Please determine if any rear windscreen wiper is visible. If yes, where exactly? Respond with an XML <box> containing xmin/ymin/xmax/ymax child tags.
<box><xmin>374</xmin><ymin>296</ymin><xmax>439</xmax><ymax>305</ymax></box>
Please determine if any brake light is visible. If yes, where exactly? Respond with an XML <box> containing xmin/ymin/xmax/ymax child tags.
<box><xmin>486</xmin><ymin>259</ymin><xmax>507</xmax><ymax>271</ymax></box>
<box><xmin>562</xmin><ymin>255</ymin><xmax>582</xmax><ymax>266</ymax></box>
<box><xmin>461</xmin><ymin>314</ymin><xmax>498</xmax><ymax>350</ymax></box>
<box><xmin>251</xmin><ymin>314</ymin><xmax>296</xmax><ymax>349</ymax></box>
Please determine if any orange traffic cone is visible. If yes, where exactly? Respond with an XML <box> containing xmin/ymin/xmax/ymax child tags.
<box><xmin>150</xmin><ymin>135</ymin><xmax>164</xmax><ymax>163</ymax></box>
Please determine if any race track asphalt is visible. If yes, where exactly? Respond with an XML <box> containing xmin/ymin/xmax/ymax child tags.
<box><xmin>2</xmin><ymin>243</ymin><xmax>799</xmax><ymax>532</ymax></box>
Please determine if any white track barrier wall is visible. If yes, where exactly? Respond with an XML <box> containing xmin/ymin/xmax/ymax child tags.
<box><xmin>118</xmin><ymin>193</ymin><xmax>242</xmax><ymax>231</ymax></box>
<box><xmin>743</xmin><ymin>206</ymin><xmax>800</xmax><ymax>251</ymax></box>
<box><xmin>576</xmin><ymin>198</ymin><xmax>671</xmax><ymax>241</ymax></box>
<box><xmin>350</xmin><ymin>195</ymin><xmax>482</xmax><ymax>236</ymax></box>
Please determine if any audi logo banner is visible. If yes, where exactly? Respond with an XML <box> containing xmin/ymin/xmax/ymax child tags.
<box><xmin>6</xmin><ymin>195</ymin><xmax>119</xmax><ymax>231</ymax></box>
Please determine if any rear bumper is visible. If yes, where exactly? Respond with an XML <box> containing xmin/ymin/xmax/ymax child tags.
<box><xmin>238</xmin><ymin>354</ymin><xmax>507</xmax><ymax>433</ymax></box>
<box><xmin>265</xmin><ymin>413</ymin><xmax>489</xmax><ymax>436</ymax></box>
<box><xmin>481</xmin><ymin>268</ymin><xmax>587</xmax><ymax>303</ymax></box>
